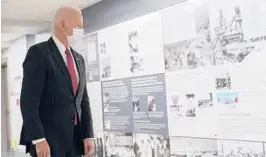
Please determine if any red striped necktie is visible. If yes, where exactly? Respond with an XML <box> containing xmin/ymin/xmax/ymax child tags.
<box><xmin>65</xmin><ymin>48</ymin><xmax>78</xmax><ymax>125</ymax></box>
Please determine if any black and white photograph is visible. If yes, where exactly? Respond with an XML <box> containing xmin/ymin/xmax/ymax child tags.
<box><xmin>148</xmin><ymin>95</ymin><xmax>156</xmax><ymax>112</ymax></box>
<box><xmin>164</xmin><ymin>41</ymin><xmax>189</xmax><ymax>71</ymax></box>
<box><xmin>194</xmin><ymin>3</ymin><xmax>214</xmax><ymax>66</ymax></box>
<box><xmin>104</xmin><ymin>120</ymin><xmax>111</xmax><ymax>130</ymax></box>
<box><xmin>100</xmin><ymin>43</ymin><xmax>107</xmax><ymax>55</ymax></box>
<box><xmin>103</xmin><ymin>93</ymin><xmax>110</xmax><ymax>104</ymax></box>
<box><xmin>101</xmin><ymin>58</ymin><xmax>111</xmax><ymax>78</ymax></box>
<box><xmin>210</xmin><ymin>33</ymin><xmax>258</xmax><ymax>65</ymax></box>
<box><xmin>170</xmin><ymin>137</ymin><xmax>218</xmax><ymax>157</ymax></box>
<box><xmin>164</xmin><ymin>37</ymin><xmax>214</xmax><ymax>71</ymax></box>
<box><xmin>103</xmin><ymin>93</ymin><xmax>110</xmax><ymax>112</ymax></box>
<box><xmin>128</xmin><ymin>31</ymin><xmax>139</xmax><ymax>53</ymax></box>
<box><xmin>134</xmin><ymin>133</ymin><xmax>170</xmax><ymax>157</ymax></box>
<box><xmin>209</xmin><ymin>1</ymin><xmax>249</xmax><ymax>65</ymax></box>
<box><xmin>164</xmin><ymin>3</ymin><xmax>214</xmax><ymax>72</ymax></box>
<box><xmin>218</xmin><ymin>140</ymin><xmax>264</xmax><ymax>157</ymax></box>
<box><xmin>105</xmin><ymin>132</ymin><xmax>134</xmax><ymax>157</ymax></box>
<box><xmin>198</xmin><ymin>93</ymin><xmax>213</xmax><ymax>108</ymax></box>
<box><xmin>195</xmin><ymin>3</ymin><xmax>211</xmax><ymax>42</ymax></box>
<box><xmin>215</xmin><ymin>72</ymin><xmax>231</xmax><ymax>90</ymax></box>
<box><xmin>162</xmin><ymin>2</ymin><xmax>211</xmax><ymax>71</ymax></box>
<box><xmin>164</xmin><ymin>40</ymin><xmax>208</xmax><ymax>71</ymax></box>
<box><xmin>168</xmin><ymin>94</ymin><xmax>197</xmax><ymax>117</ymax></box>
<box><xmin>103</xmin><ymin>103</ymin><xmax>110</xmax><ymax>113</ymax></box>
<box><xmin>169</xmin><ymin>95</ymin><xmax>183</xmax><ymax>116</ymax></box>
<box><xmin>132</xmin><ymin>97</ymin><xmax>140</xmax><ymax>112</ymax></box>
<box><xmin>222</xmin><ymin>42</ymin><xmax>256</xmax><ymax>63</ymax></box>
<box><xmin>130</xmin><ymin>56</ymin><xmax>144</xmax><ymax>73</ymax></box>
<box><xmin>185</xmin><ymin>94</ymin><xmax>197</xmax><ymax>117</ymax></box>
<box><xmin>211</xmin><ymin>4</ymin><xmax>243</xmax><ymax>44</ymax></box>
<box><xmin>93</xmin><ymin>132</ymin><xmax>105</xmax><ymax>157</ymax></box>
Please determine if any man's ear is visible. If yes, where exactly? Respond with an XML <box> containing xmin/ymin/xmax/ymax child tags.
<box><xmin>61</xmin><ymin>20</ymin><xmax>66</xmax><ymax>29</ymax></box>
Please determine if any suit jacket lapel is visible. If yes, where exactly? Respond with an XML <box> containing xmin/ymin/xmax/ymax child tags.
<box><xmin>48</xmin><ymin>38</ymin><xmax>74</xmax><ymax>95</ymax></box>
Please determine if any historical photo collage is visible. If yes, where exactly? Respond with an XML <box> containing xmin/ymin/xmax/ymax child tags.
<box><xmin>83</xmin><ymin>0</ymin><xmax>266</xmax><ymax>157</ymax></box>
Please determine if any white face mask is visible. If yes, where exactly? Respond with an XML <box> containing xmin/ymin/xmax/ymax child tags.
<box><xmin>67</xmin><ymin>28</ymin><xmax>84</xmax><ymax>47</ymax></box>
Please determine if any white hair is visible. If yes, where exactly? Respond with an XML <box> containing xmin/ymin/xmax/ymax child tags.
<box><xmin>51</xmin><ymin>6</ymin><xmax>81</xmax><ymax>34</ymax></box>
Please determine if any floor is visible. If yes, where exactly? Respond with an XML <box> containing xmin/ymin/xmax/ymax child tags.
<box><xmin>2</xmin><ymin>151</ymin><xmax>30</xmax><ymax>157</ymax></box>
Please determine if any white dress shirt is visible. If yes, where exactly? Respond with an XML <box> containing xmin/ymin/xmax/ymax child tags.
<box><xmin>32</xmin><ymin>36</ymin><xmax>80</xmax><ymax>145</ymax></box>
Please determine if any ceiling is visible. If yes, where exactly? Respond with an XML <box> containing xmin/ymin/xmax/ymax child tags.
<box><xmin>1</xmin><ymin>0</ymin><xmax>101</xmax><ymax>50</ymax></box>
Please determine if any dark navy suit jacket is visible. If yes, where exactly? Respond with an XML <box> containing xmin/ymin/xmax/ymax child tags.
<box><xmin>19</xmin><ymin>37</ymin><xmax>94</xmax><ymax>156</ymax></box>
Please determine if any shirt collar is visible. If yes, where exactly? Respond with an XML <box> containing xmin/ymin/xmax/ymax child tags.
<box><xmin>52</xmin><ymin>35</ymin><xmax>70</xmax><ymax>54</ymax></box>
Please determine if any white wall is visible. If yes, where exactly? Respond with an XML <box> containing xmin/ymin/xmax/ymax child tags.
<box><xmin>1</xmin><ymin>31</ymin><xmax>52</xmax><ymax>152</ymax></box>
<box><xmin>1</xmin><ymin>36</ymin><xmax>27</xmax><ymax>151</ymax></box>
<box><xmin>35</xmin><ymin>32</ymin><xmax>51</xmax><ymax>43</ymax></box>
<box><xmin>2</xmin><ymin>32</ymin><xmax>52</xmax><ymax>152</ymax></box>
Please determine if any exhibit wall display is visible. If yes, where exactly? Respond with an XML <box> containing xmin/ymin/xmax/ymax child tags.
<box><xmin>97</xmin><ymin>11</ymin><xmax>165</xmax><ymax>81</ymax></box>
<box><xmin>101</xmin><ymin>73</ymin><xmax>168</xmax><ymax>134</ymax></box>
<box><xmin>84</xmin><ymin>0</ymin><xmax>266</xmax><ymax>156</ymax></box>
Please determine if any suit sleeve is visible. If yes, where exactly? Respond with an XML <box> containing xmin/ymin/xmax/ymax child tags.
<box><xmin>81</xmin><ymin>83</ymin><xmax>94</xmax><ymax>139</ymax></box>
<box><xmin>80</xmin><ymin>57</ymin><xmax>94</xmax><ymax>139</ymax></box>
<box><xmin>20</xmin><ymin>46</ymin><xmax>46</xmax><ymax>142</ymax></box>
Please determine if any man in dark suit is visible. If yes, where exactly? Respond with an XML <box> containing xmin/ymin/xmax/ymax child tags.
<box><xmin>20</xmin><ymin>6</ymin><xmax>94</xmax><ymax>157</ymax></box>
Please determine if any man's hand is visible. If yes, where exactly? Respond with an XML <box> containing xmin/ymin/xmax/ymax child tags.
<box><xmin>83</xmin><ymin>138</ymin><xmax>94</xmax><ymax>157</ymax></box>
<box><xmin>35</xmin><ymin>140</ymin><xmax>50</xmax><ymax>157</ymax></box>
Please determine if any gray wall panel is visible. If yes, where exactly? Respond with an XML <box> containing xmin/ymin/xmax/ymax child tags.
<box><xmin>26</xmin><ymin>35</ymin><xmax>36</xmax><ymax>50</ymax></box>
<box><xmin>82</xmin><ymin>0</ymin><xmax>187</xmax><ymax>34</ymax></box>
